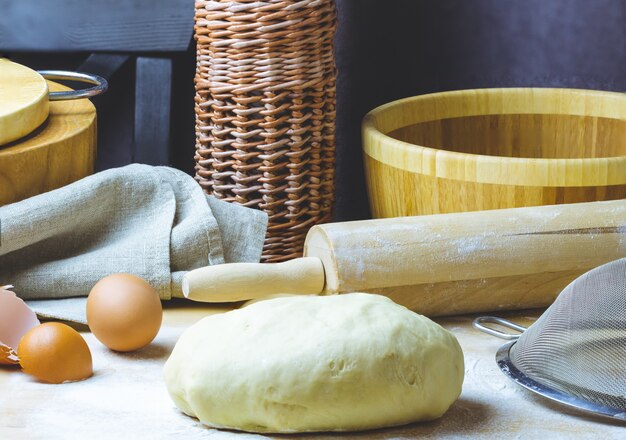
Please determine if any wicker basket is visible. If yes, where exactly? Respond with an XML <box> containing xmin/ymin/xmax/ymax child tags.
<box><xmin>194</xmin><ymin>0</ymin><xmax>337</xmax><ymax>262</ymax></box>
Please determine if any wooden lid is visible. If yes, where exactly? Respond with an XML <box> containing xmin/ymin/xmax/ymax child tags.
<box><xmin>0</xmin><ymin>81</ymin><xmax>96</xmax><ymax>205</ymax></box>
<box><xmin>0</xmin><ymin>58</ymin><xmax>50</xmax><ymax>145</ymax></box>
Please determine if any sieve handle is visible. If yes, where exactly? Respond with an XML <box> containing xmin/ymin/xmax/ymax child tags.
<box><xmin>38</xmin><ymin>70</ymin><xmax>108</xmax><ymax>101</ymax></box>
<box><xmin>472</xmin><ymin>316</ymin><xmax>527</xmax><ymax>340</ymax></box>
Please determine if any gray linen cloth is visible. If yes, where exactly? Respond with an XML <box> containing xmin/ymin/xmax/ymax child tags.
<box><xmin>0</xmin><ymin>164</ymin><xmax>268</xmax><ymax>323</ymax></box>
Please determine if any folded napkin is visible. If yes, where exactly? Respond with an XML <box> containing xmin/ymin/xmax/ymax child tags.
<box><xmin>0</xmin><ymin>164</ymin><xmax>268</xmax><ymax>323</ymax></box>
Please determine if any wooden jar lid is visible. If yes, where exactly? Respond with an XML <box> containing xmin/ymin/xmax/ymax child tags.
<box><xmin>0</xmin><ymin>59</ymin><xmax>50</xmax><ymax>145</ymax></box>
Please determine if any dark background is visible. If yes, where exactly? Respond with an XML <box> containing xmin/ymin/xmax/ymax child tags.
<box><xmin>2</xmin><ymin>0</ymin><xmax>625</xmax><ymax>221</ymax></box>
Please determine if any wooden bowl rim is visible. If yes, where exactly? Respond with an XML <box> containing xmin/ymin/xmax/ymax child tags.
<box><xmin>362</xmin><ymin>88</ymin><xmax>626</xmax><ymax>187</ymax></box>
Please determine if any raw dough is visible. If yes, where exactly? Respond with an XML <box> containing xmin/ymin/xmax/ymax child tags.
<box><xmin>163</xmin><ymin>293</ymin><xmax>464</xmax><ymax>433</ymax></box>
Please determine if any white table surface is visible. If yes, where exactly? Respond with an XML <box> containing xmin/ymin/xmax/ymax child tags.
<box><xmin>1</xmin><ymin>301</ymin><xmax>624</xmax><ymax>440</ymax></box>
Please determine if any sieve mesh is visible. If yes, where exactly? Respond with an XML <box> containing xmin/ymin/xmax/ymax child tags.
<box><xmin>510</xmin><ymin>258</ymin><xmax>626</xmax><ymax>410</ymax></box>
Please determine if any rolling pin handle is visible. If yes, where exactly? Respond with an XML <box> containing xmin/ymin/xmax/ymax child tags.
<box><xmin>183</xmin><ymin>257</ymin><xmax>326</xmax><ymax>303</ymax></box>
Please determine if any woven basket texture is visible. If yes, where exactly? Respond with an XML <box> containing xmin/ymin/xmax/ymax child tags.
<box><xmin>194</xmin><ymin>0</ymin><xmax>337</xmax><ymax>262</ymax></box>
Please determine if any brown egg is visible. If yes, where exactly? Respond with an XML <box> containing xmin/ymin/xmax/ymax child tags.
<box><xmin>18</xmin><ymin>322</ymin><xmax>93</xmax><ymax>383</ymax></box>
<box><xmin>87</xmin><ymin>274</ymin><xmax>162</xmax><ymax>352</ymax></box>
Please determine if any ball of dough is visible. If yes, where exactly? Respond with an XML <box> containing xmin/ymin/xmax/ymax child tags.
<box><xmin>164</xmin><ymin>293</ymin><xmax>464</xmax><ymax>433</ymax></box>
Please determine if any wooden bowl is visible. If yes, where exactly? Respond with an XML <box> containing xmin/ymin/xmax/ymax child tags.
<box><xmin>363</xmin><ymin>88</ymin><xmax>626</xmax><ymax>217</ymax></box>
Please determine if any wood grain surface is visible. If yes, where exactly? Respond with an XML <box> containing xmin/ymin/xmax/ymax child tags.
<box><xmin>0</xmin><ymin>81</ymin><xmax>96</xmax><ymax>206</ymax></box>
<box><xmin>365</xmin><ymin>155</ymin><xmax>626</xmax><ymax>217</ymax></box>
<box><xmin>1</xmin><ymin>302</ymin><xmax>624</xmax><ymax>439</ymax></box>
<box><xmin>0</xmin><ymin>59</ymin><xmax>49</xmax><ymax>146</ymax></box>
<box><xmin>363</xmin><ymin>88</ymin><xmax>626</xmax><ymax>217</ymax></box>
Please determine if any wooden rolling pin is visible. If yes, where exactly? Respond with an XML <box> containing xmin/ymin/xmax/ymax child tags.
<box><xmin>183</xmin><ymin>199</ymin><xmax>626</xmax><ymax>316</ymax></box>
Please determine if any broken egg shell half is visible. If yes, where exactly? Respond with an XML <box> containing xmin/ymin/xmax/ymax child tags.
<box><xmin>0</xmin><ymin>287</ymin><xmax>40</xmax><ymax>365</ymax></box>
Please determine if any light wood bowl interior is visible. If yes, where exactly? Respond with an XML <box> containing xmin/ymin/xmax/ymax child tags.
<box><xmin>363</xmin><ymin>88</ymin><xmax>626</xmax><ymax>217</ymax></box>
<box><xmin>389</xmin><ymin>113</ymin><xmax>625</xmax><ymax>159</ymax></box>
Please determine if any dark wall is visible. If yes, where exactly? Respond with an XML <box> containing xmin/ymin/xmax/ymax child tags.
<box><xmin>4</xmin><ymin>0</ymin><xmax>625</xmax><ymax>222</ymax></box>
<box><xmin>333</xmin><ymin>0</ymin><xmax>626</xmax><ymax>220</ymax></box>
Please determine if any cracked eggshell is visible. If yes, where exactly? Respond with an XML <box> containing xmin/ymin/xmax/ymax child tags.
<box><xmin>0</xmin><ymin>287</ymin><xmax>40</xmax><ymax>365</ymax></box>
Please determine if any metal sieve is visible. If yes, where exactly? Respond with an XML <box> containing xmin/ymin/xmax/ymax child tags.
<box><xmin>474</xmin><ymin>258</ymin><xmax>626</xmax><ymax>420</ymax></box>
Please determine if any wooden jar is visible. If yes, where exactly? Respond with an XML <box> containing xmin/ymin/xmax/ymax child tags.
<box><xmin>363</xmin><ymin>88</ymin><xmax>626</xmax><ymax>217</ymax></box>
<box><xmin>0</xmin><ymin>81</ymin><xmax>96</xmax><ymax>206</ymax></box>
